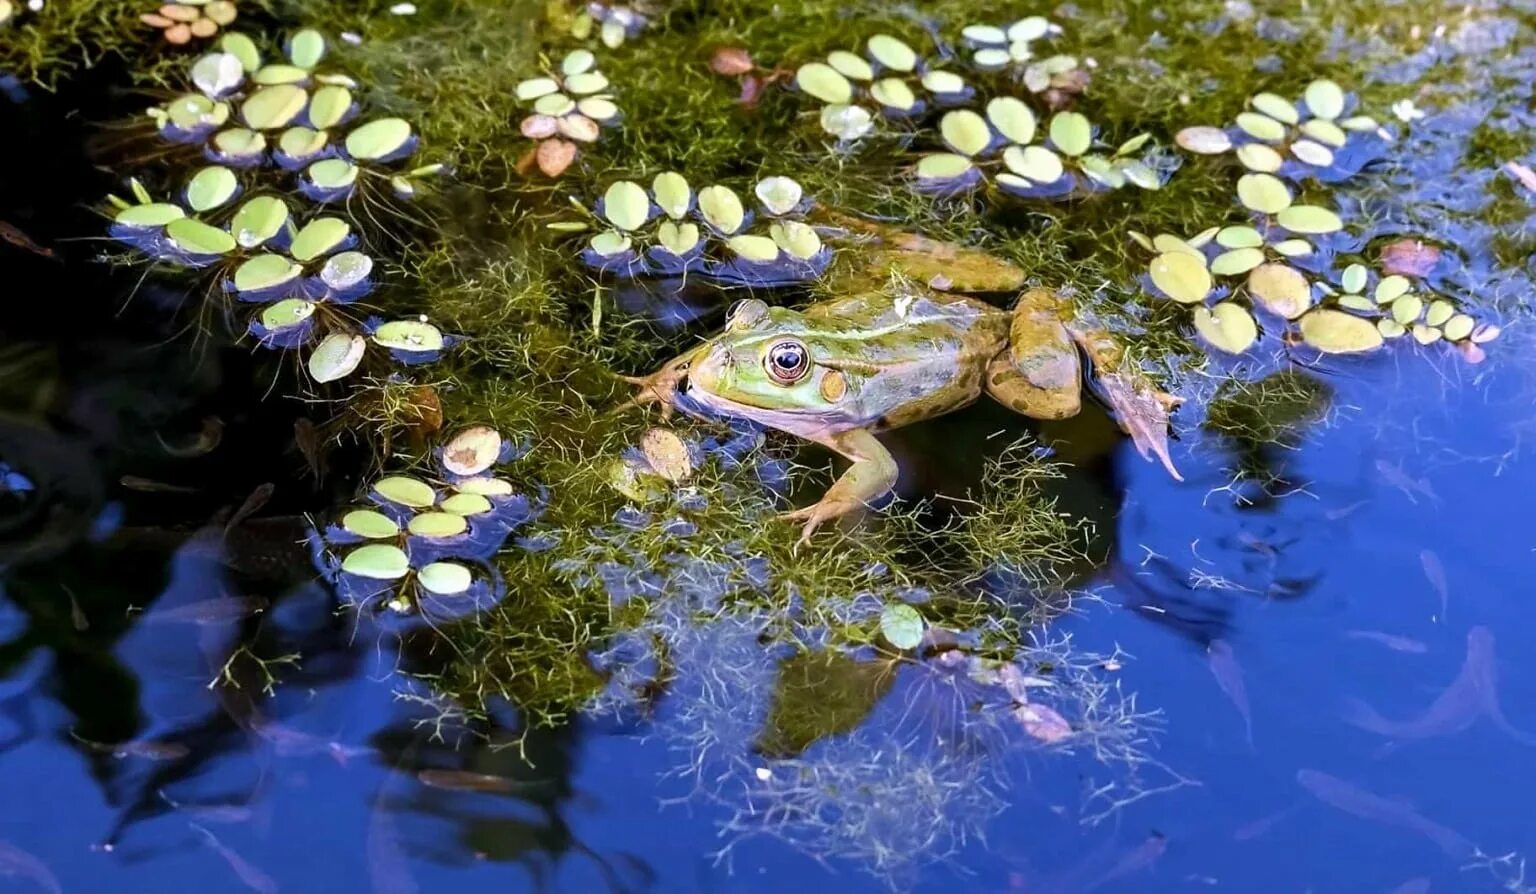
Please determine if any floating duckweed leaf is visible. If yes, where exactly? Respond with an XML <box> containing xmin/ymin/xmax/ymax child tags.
<box><xmin>308</xmin><ymin>332</ymin><xmax>366</xmax><ymax>382</ymax></box>
<box><xmin>916</xmin><ymin>153</ymin><xmax>974</xmax><ymax>182</ymax></box>
<box><xmin>1149</xmin><ymin>251</ymin><xmax>1212</xmax><ymax>304</ymax></box>
<box><xmin>1235</xmin><ymin>112</ymin><xmax>1286</xmax><ymax>142</ymax></box>
<box><xmin>252</xmin><ymin>65</ymin><xmax>309</xmax><ymax>86</ymax></box>
<box><xmin>341</xmin><ymin>543</ymin><xmax>409</xmax><ymax>580</ymax></box>
<box><xmin>1127</xmin><ymin>231</ymin><xmax>1154</xmax><ymax>252</ymax></box>
<box><xmin>1271</xmin><ymin>239</ymin><xmax>1312</xmax><ymax>257</ymax></box>
<box><xmin>870</xmin><ymin>78</ymin><xmax>918</xmax><ymax>112</ymax></box>
<box><xmin>279</xmin><ymin>126</ymin><xmax>328</xmax><ymax>159</ymax></box>
<box><xmin>1009</xmin><ymin>16</ymin><xmax>1051</xmax><ymax>40</ymax></box>
<box><xmin>1194</xmin><ymin>302</ymin><xmax>1259</xmax><ymax>354</ymax></box>
<box><xmin>986</xmin><ymin>97</ymin><xmax>1036</xmax><ymax>144</ymax></box>
<box><xmin>212</xmin><ymin>128</ymin><xmax>266</xmax><ymax>159</ymax></box>
<box><xmin>826</xmin><ymin>50</ymin><xmax>874</xmax><ymax>81</ymax></box>
<box><xmin>241</xmin><ymin>84</ymin><xmax>308</xmax><ymax>130</ymax></box>
<box><xmin>880</xmin><ymin>602</ymin><xmax>924</xmax><ymax>650</ymax></box>
<box><xmin>1216</xmin><ymin>225</ymin><xmax>1264</xmax><ymax>249</ymax></box>
<box><xmin>576</xmin><ymin>97</ymin><xmax>618</xmax><ymax>122</ymax></box>
<box><xmin>440</xmin><ymin>493</ymin><xmax>492</xmax><ymax>515</ymax></box>
<box><xmin>1118</xmin><ymin>159</ymin><xmax>1162</xmax><ymax>190</ymax></box>
<box><xmin>1248</xmin><ymin>263</ymin><xmax>1311</xmax><ymax>319</ymax></box>
<box><xmin>321</xmin><ymin>250</ymin><xmax>372</xmax><ymax>290</ymax></box>
<box><xmin>1301</xmin><ymin>118</ymin><xmax>1347</xmax><ymax>147</ymax></box>
<box><xmin>234</xmin><ymin>254</ymin><xmax>301</xmax><ymax>291</ymax></box>
<box><xmin>755</xmin><ymin>176</ymin><xmax>803</xmax><ymax>216</ymax></box>
<box><xmin>166</xmin><ymin>218</ymin><xmax>236</xmax><ymax>256</ymax></box>
<box><xmin>306</xmin><ymin>158</ymin><xmax>358</xmax><ymax>189</ymax></box>
<box><xmin>418</xmin><ymin>562</ymin><xmax>473</xmax><ymax>595</ymax></box>
<box><xmin>346</xmin><ymin>118</ymin><xmax>413</xmax><ymax>160</ymax></box>
<box><xmin>1152</xmin><ymin>233</ymin><xmax>1201</xmax><ymax>256</ymax></box>
<box><xmin>565</xmin><ymin>72</ymin><xmax>609</xmax><ymax>95</ymax></box>
<box><xmin>454</xmin><ymin>477</ymin><xmax>514</xmax><ymax>496</ymax></box>
<box><xmin>516</xmin><ymin>77</ymin><xmax>559</xmax><ymax>100</ymax></box>
<box><xmin>372</xmin><ymin>320</ymin><xmax>445</xmax><ymax>352</ymax></box>
<box><xmin>1391</xmin><ymin>294</ymin><xmax>1424</xmax><ymax>325</ymax></box>
<box><xmin>374</xmin><ymin>475</ymin><xmax>436</xmax><ymax>508</ymax></box>
<box><xmin>1117</xmin><ymin>133</ymin><xmax>1152</xmax><ymax>156</ymax></box>
<box><xmin>562</xmin><ymin>49</ymin><xmax>596</xmax><ymax>76</ymax></box>
<box><xmin>652</xmin><ymin>172</ymin><xmax>691</xmax><ymax>219</ymax></box>
<box><xmin>166</xmin><ymin>94</ymin><xmax>227</xmax><ymax>131</ymax></box>
<box><xmin>1002</xmin><ymin>145</ymin><xmax>1064</xmax><ymax>183</ymax></box>
<box><xmin>940</xmin><ymin>109</ymin><xmax>991</xmax><ymax>157</ymax></box>
<box><xmin>727</xmin><ymin>234</ymin><xmax>779</xmax><ymax>262</ymax></box>
<box><xmin>192</xmin><ymin>52</ymin><xmax>245</xmax><ymax>97</ymax></box>
<box><xmin>221</xmin><ymin>33</ymin><xmax>261</xmax><ymax>72</ymax></box>
<box><xmin>866</xmin><ymin>34</ymin><xmax>916</xmax><ymax>72</ymax></box>
<box><xmin>1374</xmin><ymin>275</ymin><xmax>1410</xmax><ymax>304</ymax></box>
<box><xmin>307</xmin><ymin>85</ymin><xmax>352</xmax><ymax>129</ymax></box>
<box><xmin>290</xmin><ymin>217</ymin><xmax>351</xmax><ymax>262</ymax></box>
<box><xmin>771</xmin><ymin>220</ymin><xmax>822</xmax><ymax>259</ymax></box>
<box><xmin>115</xmin><ymin>203</ymin><xmax>186</xmax><ymax>227</ymax></box>
<box><xmin>1236</xmin><ymin>143</ymin><xmax>1284</xmax><ymax>173</ymax></box>
<box><xmin>1251</xmin><ymin>92</ymin><xmax>1299</xmax><ymax>124</ymax></box>
<box><xmin>1411</xmin><ymin>324</ymin><xmax>1442</xmax><ymax>345</ymax></box>
<box><xmin>1290</xmin><ymin>139</ymin><xmax>1335</xmax><ymax>167</ymax></box>
<box><xmin>1236</xmin><ymin>173</ymin><xmax>1292</xmax><ymax>214</ymax></box>
<box><xmin>1078</xmin><ymin>155</ymin><xmax>1125</xmax><ymax>188</ymax></box>
<box><xmin>1304</xmin><ymin>78</ymin><xmax>1345</xmax><ymax>120</ymax></box>
<box><xmin>442</xmin><ymin>426</ymin><xmax>502</xmax><ymax>477</ymax></box>
<box><xmin>1339</xmin><ymin>294</ymin><xmax>1377</xmax><ymax>313</ymax></box>
<box><xmin>698</xmin><ymin>185</ymin><xmax>745</xmax><ymax>234</ymax></box>
<box><xmin>1424</xmin><ymin>300</ymin><xmax>1454</xmax><ymax>327</ymax></box>
<box><xmin>819</xmin><ymin>104</ymin><xmax>874</xmax><ymax>140</ymax></box>
<box><xmin>408</xmin><ymin>512</ymin><xmax>468</xmax><ymax>538</ymax></box>
<box><xmin>602</xmin><ymin>180</ymin><xmax>650</xmax><ymax>231</ymax></box>
<box><xmin>1341</xmin><ymin>263</ymin><xmax>1368</xmax><ymax>294</ymax></box>
<box><xmin>1175</xmin><ymin>126</ymin><xmax>1232</xmax><ymax>154</ymax></box>
<box><xmin>1340</xmin><ymin>115</ymin><xmax>1378</xmax><ymax>132</ymax></box>
<box><xmin>655</xmin><ymin>220</ymin><xmax>700</xmax><ymax>255</ymax></box>
<box><xmin>1472</xmin><ymin>323</ymin><xmax>1501</xmax><ymax>344</ymax></box>
<box><xmin>921</xmin><ymin>69</ymin><xmax>966</xmax><ymax>95</ymax></box>
<box><xmin>1300</xmin><ymin>308</ymin><xmax>1383</xmax><ymax>353</ymax></box>
<box><xmin>1377</xmin><ymin>318</ymin><xmax>1407</xmax><ymax>338</ymax></box>
<box><xmin>259</xmin><ymin>298</ymin><xmax>315</xmax><ymax>330</ymax></box>
<box><xmin>1048</xmin><ymin>111</ymin><xmax>1091</xmax><ymax>156</ymax></box>
<box><xmin>973</xmin><ymin>47</ymin><xmax>1012</xmax><ymax>69</ymax></box>
<box><xmin>795</xmin><ymin>62</ymin><xmax>852</xmax><ymax>104</ymax></box>
<box><xmin>1276</xmin><ymin>205</ymin><xmax>1343</xmax><ymax>234</ymax></box>
<box><xmin>962</xmin><ymin>24</ymin><xmax>1007</xmax><ymax>43</ymax></box>
<box><xmin>1443</xmin><ymin>314</ymin><xmax>1475</xmax><ymax>341</ymax></box>
<box><xmin>342</xmin><ymin>509</ymin><xmax>399</xmax><ymax>539</ymax></box>
<box><xmin>288</xmin><ymin>28</ymin><xmax>326</xmax><ymax>69</ymax></box>
<box><xmin>588</xmin><ymin>230</ymin><xmax>631</xmax><ymax>257</ymax></box>
<box><xmin>1210</xmin><ymin>247</ymin><xmax>1266</xmax><ymax>276</ymax></box>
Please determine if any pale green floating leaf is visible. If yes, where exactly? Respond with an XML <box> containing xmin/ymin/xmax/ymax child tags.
<box><xmin>341</xmin><ymin>543</ymin><xmax>409</xmax><ymax>580</ymax></box>
<box><xmin>242</xmin><ymin>84</ymin><xmax>308</xmax><ymax>130</ymax></box>
<box><xmin>1341</xmin><ymin>264</ymin><xmax>1368</xmax><ymax>294</ymax></box>
<box><xmin>879</xmin><ymin>602</ymin><xmax>924</xmax><ymax>650</ymax></box>
<box><xmin>115</xmin><ymin>203</ymin><xmax>186</xmax><ymax>227</ymax></box>
<box><xmin>533</xmin><ymin>93</ymin><xmax>576</xmax><ymax>117</ymax></box>
<box><xmin>916</xmin><ymin>153</ymin><xmax>974</xmax><ymax>181</ymax></box>
<box><xmin>252</xmin><ymin>64</ymin><xmax>309</xmax><ymax>86</ymax></box>
<box><xmin>1210</xmin><ymin>247</ymin><xmax>1266</xmax><ymax>276</ymax></box>
<box><xmin>755</xmin><ymin>176</ymin><xmax>803</xmax><ymax>215</ymax></box>
<box><xmin>166</xmin><ymin>94</ymin><xmax>227</xmax><ymax>131</ymax></box>
<box><xmin>819</xmin><ymin>104</ymin><xmax>873</xmax><ymax>140</ymax></box>
<box><xmin>1235</xmin><ymin>112</ymin><xmax>1287</xmax><ymax>142</ymax></box>
<box><xmin>418</xmin><ymin>561</ymin><xmax>473</xmax><ymax>595</ymax></box>
<box><xmin>1250</xmin><ymin>92</ymin><xmax>1299</xmax><ymax>125</ymax></box>
<box><xmin>771</xmin><ymin>220</ymin><xmax>821</xmax><ymax>259</ymax></box>
<box><xmin>1304</xmin><ymin>78</ymin><xmax>1346</xmax><ymax>120</ymax></box>
<box><xmin>307</xmin><ymin>84</ymin><xmax>352</xmax><ymax>129</ymax></box>
<box><xmin>565</xmin><ymin>71</ymin><xmax>609</xmax><ymax>95</ymax></box>
<box><xmin>1411</xmin><ymin>324</ymin><xmax>1442</xmax><ymax>345</ymax></box>
<box><xmin>454</xmin><ymin>477</ymin><xmax>513</xmax><ymax>497</ymax></box>
<box><xmin>279</xmin><ymin>126</ymin><xmax>328</xmax><ymax>159</ymax></box>
<box><xmin>1377</xmin><ymin>318</ymin><xmax>1406</xmax><ymax>338</ymax></box>
<box><xmin>1149</xmin><ymin>251</ymin><xmax>1212</xmax><ymax>304</ymax></box>
<box><xmin>962</xmin><ymin>24</ymin><xmax>1007</xmax><ymax>43</ymax></box>
<box><xmin>1048</xmin><ymin>111</ymin><xmax>1091</xmax><ymax>156</ymax></box>
<box><xmin>727</xmin><ymin>234</ymin><xmax>779</xmax><ymax>262</ymax></box>
<box><xmin>1002</xmin><ymin>145</ymin><xmax>1063</xmax><ymax>183</ymax></box>
<box><xmin>1236</xmin><ymin>143</ymin><xmax>1284</xmax><ymax>173</ymax></box>
<box><xmin>1290</xmin><ymin>139</ymin><xmax>1335</xmax><ymax>167</ymax></box>
<box><xmin>1127</xmin><ymin>231</ymin><xmax>1154</xmax><ymax>252</ymax></box>
<box><xmin>516</xmin><ymin>77</ymin><xmax>560</xmax><ymax>100</ymax></box>
<box><xmin>1340</xmin><ymin>115</ymin><xmax>1379</xmax><ymax>132</ymax></box>
<box><xmin>1276</xmin><ymin>205</ymin><xmax>1343</xmax><ymax>234</ymax></box>
<box><xmin>288</xmin><ymin>29</ymin><xmax>326</xmax><ymax>69</ymax></box>
<box><xmin>866</xmin><ymin>34</ymin><xmax>917</xmax><ymax>72</ymax></box>
<box><xmin>1194</xmin><ymin>302</ymin><xmax>1259</xmax><ymax>354</ymax></box>
<box><xmin>1301</xmin><ymin>118</ymin><xmax>1347</xmax><ymax>147</ymax></box>
<box><xmin>1300</xmin><ymin>308</ymin><xmax>1383</xmax><ymax>353</ymax></box>
<box><xmin>440</xmin><ymin>493</ymin><xmax>493</xmax><ymax>515</ymax></box>
<box><xmin>233</xmin><ymin>254</ymin><xmax>301</xmax><ymax>291</ymax></box>
<box><xmin>1189</xmin><ymin>226</ymin><xmax>1221</xmax><ymax>248</ymax></box>
<box><xmin>1236</xmin><ymin>172</ymin><xmax>1292</xmax><ymax>214</ymax></box>
<box><xmin>220</xmin><ymin>33</ymin><xmax>261</xmax><ymax>73</ymax></box>
<box><xmin>870</xmin><ymin>78</ymin><xmax>917</xmax><ymax>111</ymax></box>
<box><xmin>588</xmin><ymin>230</ymin><xmax>632</xmax><ymax>257</ymax></box>
<box><xmin>1216</xmin><ymin>225</ymin><xmax>1264</xmax><ymax>249</ymax></box>
<box><xmin>1443</xmin><ymin>314</ymin><xmax>1475</xmax><ymax>342</ymax></box>
<box><xmin>1247</xmin><ymin>263</ymin><xmax>1312</xmax><ymax>319</ymax></box>
<box><xmin>1424</xmin><ymin>300</ymin><xmax>1454</xmax><ymax>327</ymax></box>
<box><xmin>921</xmin><ymin>69</ymin><xmax>966</xmax><ymax>95</ymax></box>
<box><xmin>345</xmin><ymin>118</ymin><xmax>412</xmax><ymax>160</ymax></box>
<box><xmin>290</xmin><ymin>217</ymin><xmax>351</xmax><ymax>262</ymax></box>
<box><xmin>1009</xmin><ymin>16</ymin><xmax>1051</xmax><ymax>41</ymax></box>
<box><xmin>408</xmin><ymin>512</ymin><xmax>468</xmax><ymax>538</ymax></box>
<box><xmin>1391</xmin><ymin>294</ymin><xmax>1424</xmax><ymax>325</ymax></box>
<box><xmin>307</xmin><ymin>158</ymin><xmax>358</xmax><ymax>190</ymax></box>
<box><xmin>1078</xmin><ymin>155</ymin><xmax>1124</xmax><ymax>188</ymax></box>
<box><xmin>986</xmin><ymin>96</ymin><xmax>1036</xmax><ymax>145</ymax></box>
<box><xmin>973</xmin><ymin>47</ymin><xmax>1011</xmax><ymax>69</ymax></box>
<box><xmin>1374</xmin><ymin>274</ymin><xmax>1410</xmax><ymax>304</ymax></box>
<box><xmin>940</xmin><ymin>109</ymin><xmax>992</xmax><ymax>157</ymax></box>
<box><xmin>826</xmin><ymin>50</ymin><xmax>873</xmax><ymax>81</ymax></box>
<box><xmin>1175</xmin><ymin>126</ymin><xmax>1232</xmax><ymax>155</ymax></box>
<box><xmin>373</xmin><ymin>320</ymin><xmax>445</xmax><ymax>352</ymax></box>
<box><xmin>308</xmin><ymin>332</ymin><xmax>366</xmax><ymax>382</ymax></box>
<box><xmin>1339</xmin><ymin>294</ymin><xmax>1377</xmax><ymax>313</ymax></box>
<box><xmin>601</xmin><ymin>18</ymin><xmax>625</xmax><ymax>48</ymax></box>
<box><xmin>562</xmin><ymin>49</ymin><xmax>596</xmax><ymax>76</ymax></box>
<box><xmin>653</xmin><ymin>220</ymin><xmax>698</xmax><ymax>255</ymax></box>
<box><xmin>577</xmin><ymin>97</ymin><xmax>618</xmax><ymax>122</ymax></box>
<box><xmin>698</xmin><ymin>185</ymin><xmax>745</xmax><ymax>234</ymax></box>
<box><xmin>1119</xmin><ymin>159</ymin><xmax>1161</xmax><ymax>190</ymax></box>
<box><xmin>260</xmin><ymin>298</ymin><xmax>315</xmax><ymax>331</ymax></box>
<box><xmin>652</xmin><ymin>173</ymin><xmax>691</xmax><ymax>221</ymax></box>
<box><xmin>342</xmin><ymin>509</ymin><xmax>399</xmax><ymax>539</ymax></box>
<box><xmin>795</xmin><ymin>62</ymin><xmax>852</xmax><ymax>104</ymax></box>
<box><xmin>1152</xmin><ymin>233</ymin><xmax>1202</xmax><ymax>256</ymax></box>
<box><xmin>166</xmin><ymin>218</ymin><xmax>236</xmax><ymax>256</ymax></box>
<box><xmin>1117</xmin><ymin>132</ymin><xmax>1152</xmax><ymax>156</ymax></box>
<box><xmin>1271</xmin><ymin>239</ymin><xmax>1312</xmax><ymax>257</ymax></box>
<box><xmin>192</xmin><ymin>52</ymin><xmax>244</xmax><ymax>97</ymax></box>
<box><xmin>602</xmin><ymin>180</ymin><xmax>649</xmax><ymax>231</ymax></box>
<box><xmin>212</xmin><ymin>128</ymin><xmax>266</xmax><ymax>159</ymax></box>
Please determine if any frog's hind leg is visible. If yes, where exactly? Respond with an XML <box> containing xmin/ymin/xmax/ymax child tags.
<box><xmin>779</xmin><ymin>428</ymin><xmax>899</xmax><ymax>546</ymax></box>
<box><xmin>984</xmin><ymin>288</ymin><xmax>1082</xmax><ymax>420</ymax></box>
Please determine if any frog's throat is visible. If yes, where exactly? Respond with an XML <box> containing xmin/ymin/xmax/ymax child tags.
<box><xmin>683</xmin><ymin>381</ymin><xmax>847</xmax><ymax>440</ymax></box>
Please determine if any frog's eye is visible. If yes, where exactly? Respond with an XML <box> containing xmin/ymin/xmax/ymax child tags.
<box><xmin>764</xmin><ymin>339</ymin><xmax>810</xmax><ymax>385</ymax></box>
<box><xmin>726</xmin><ymin>298</ymin><xmax>770</xmax><ymax>330</ymax></box>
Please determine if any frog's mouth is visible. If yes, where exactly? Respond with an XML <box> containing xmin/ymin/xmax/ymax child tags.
<box><xmin>684</xmin><ymin>354</ymin><xmax>850</xmax><ymax>438</ymax></box>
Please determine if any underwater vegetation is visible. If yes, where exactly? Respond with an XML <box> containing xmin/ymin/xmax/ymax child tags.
<box><xmin>2</xmin><ymin>0</ymin><xmax>1530</xmax><ymax>882</ymax></box>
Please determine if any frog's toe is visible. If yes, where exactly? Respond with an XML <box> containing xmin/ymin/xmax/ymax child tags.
<box><xmin>778</xmin><ymin>500</ymin><xmax>856</xmax><ymax>545</ymax></box>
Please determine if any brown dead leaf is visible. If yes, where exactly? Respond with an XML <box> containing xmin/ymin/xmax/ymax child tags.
<box><xmin>535</xmin><ymin>138</ymin><xmax>577</xmax><ymax>178</ymax></box>
<box><xmin>710</xmin><ymin>46</ymin><xmax>755</xmax><ymax>76</ymax></box>
<box><xmin>1379</xmin><ymin>239</ymin><xmax>1442</xmax><ymax>277</ymax></box>
<box><xmin>402</xmin><ymin>385</ymin><xmax>443</xmax><ymax>449</ymax></box>
<box><xmin>1014</xmin><ymin>703</ymin><xmax>1073</xmax><ymax>743</ymax></box>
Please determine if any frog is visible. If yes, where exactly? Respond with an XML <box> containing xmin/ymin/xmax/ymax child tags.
<box><xmin>621</xmin><ymin>284</ymin><xmax>1180</xmax><ymax>543</ymax></box>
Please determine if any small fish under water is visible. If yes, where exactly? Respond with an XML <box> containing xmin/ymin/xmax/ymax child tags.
<box><xmin>71</xmin><ymin>731</ymin><xmax>190</xmax><ymax>761</ymax></box>
<box><xmin>159</xmin><ymin>791</ymin><xmax>254</xmax><ymax>825</ymax></box>
<box><xmin>119</xmin><ymin>475</ymin><xmax>199</xmax><ymax>494</ymax></box>
<box><xmin>191</xmin><ymin>824</ymin><xmax>278</xmax><ymax>894</ymax></box>
<box><xmin>416</xmin><ymin>769</ymin><xmax>550</xmax><ymax>794</ymax></box>
<box><xmin>1374</xmin><ymin>459</ymin><xmax>1439</xmax><ymax>505</ymax></box>
<box><xmin>143</xmin><ymin>596</ymin><xmax>268</xmax><ymax>625</ymax></box>
<box><xmin>156</xmin><ymin>416</ymin><xmax>224</xmax><ymax>458</ymax></box>
<box><xmin>1231</xmin><ymin>804</ymin><xmax>1300</xmax><ymax>841</ymax></box>
<box><xmin>1419</xmin><ymin>550</ymin><xmax>1449</xmax><ymax>621</ymax></box>
<box><xmin>0</xmin><ymin>839</ymin><xmax>62</xmax><ymax>894</ymax></box>
<box><xmin>1345</xmin><ymin>630</ymin><xmax>1429</xmax><ymax>654</ymax></box>
<box><xmin>1207</xmin><ymin>639</ymin><xmax>1253</xmax><ymax>748</ymax></box>
<box><xmin>1296</xmin><ymin>769</ymin><xmax>1474</xmax><ymax>858</ymax></box>
<box><xmin>0</xmin><ymin>221</ymin><xmax>56</xmax><ymax>259</ymax></box>
<box><xmin>225</xmin><ymin>483</ymin><xmax>275</xmax><ymax>535</ymax></box>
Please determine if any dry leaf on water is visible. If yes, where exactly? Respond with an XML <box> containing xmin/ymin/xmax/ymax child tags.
<box><xmin>1379</xmin><ymin>239</ymin><xmax>1442</xmax><ymax>277</ymax></box>
<box><xmin>710</xmin><ymin>46</ymin><xmax>755</xmax><ymax>76</ymax></box>
<box><xmin>535</xmin><ymin>138</ymin><xmax>577</xmax><ymax>178</ymax></box>
<box><xmin>1014</xmin><ymin>703</ymin><xmax>1072</xmax><ymax>743</ymax></box>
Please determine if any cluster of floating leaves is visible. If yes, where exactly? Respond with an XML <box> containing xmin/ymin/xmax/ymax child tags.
<box><xmin>959</xmin><ymin>16</ymin><xmax>1088</xmax><ymax>97</ymax></box>
<box><xmin>565</xmin><ymin>173</ymin><xmax>832</xmax><ymax>287</ymax></box>
<box><xmin>141</xmin><ymin>0</ymin><xmax>237</xmax><ymax>45</ymax></box>
<box><xmin>516</xmin><ymin>49</ymin><xmax>621</xmax><ymax>177</ymax></box>
<box><xmin>571</xmin><ymin>1</ymin><xmax>649</xmax><ymax>49</ymax></box>
<box><xmin>314</xmin><ymin>426</ymin><xmax>543</xmax><ymax>627</ymax></box>
<box><xmin>105</xmin><ymin>30</ymin><xmax>450</xmax><ymax>380</ymax></box>
<box><xmin>793</xmin><ymin>33</ymin><xmax>972</xmax><ymax>141</ymax></box>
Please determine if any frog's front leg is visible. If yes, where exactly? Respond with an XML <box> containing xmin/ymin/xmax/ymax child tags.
<box><xmin>779</xmin><ymin>428</ymin><xmax>898</xmax><ymax>546</ymax></box>
<box><xmin>614</xmin><ymin>350</ymin><xmax>699</xmax><ymax>420</ymax></box>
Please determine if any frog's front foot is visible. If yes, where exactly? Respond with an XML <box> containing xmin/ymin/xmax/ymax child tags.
<box><xmin>778</xmin><ymin>429</ymin><xmax>899</xmax><ymax>546</ymax></box>
<box><xmin>614</xmin><ymin>352</ymin><xmax>697</xmax><ymax>420</ymax></box>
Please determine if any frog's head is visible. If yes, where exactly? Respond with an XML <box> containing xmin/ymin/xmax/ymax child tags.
<box><xmin>685</xmin><ymin>299</ymin><xmax>865</xmax><ymax>436</ymax></box>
